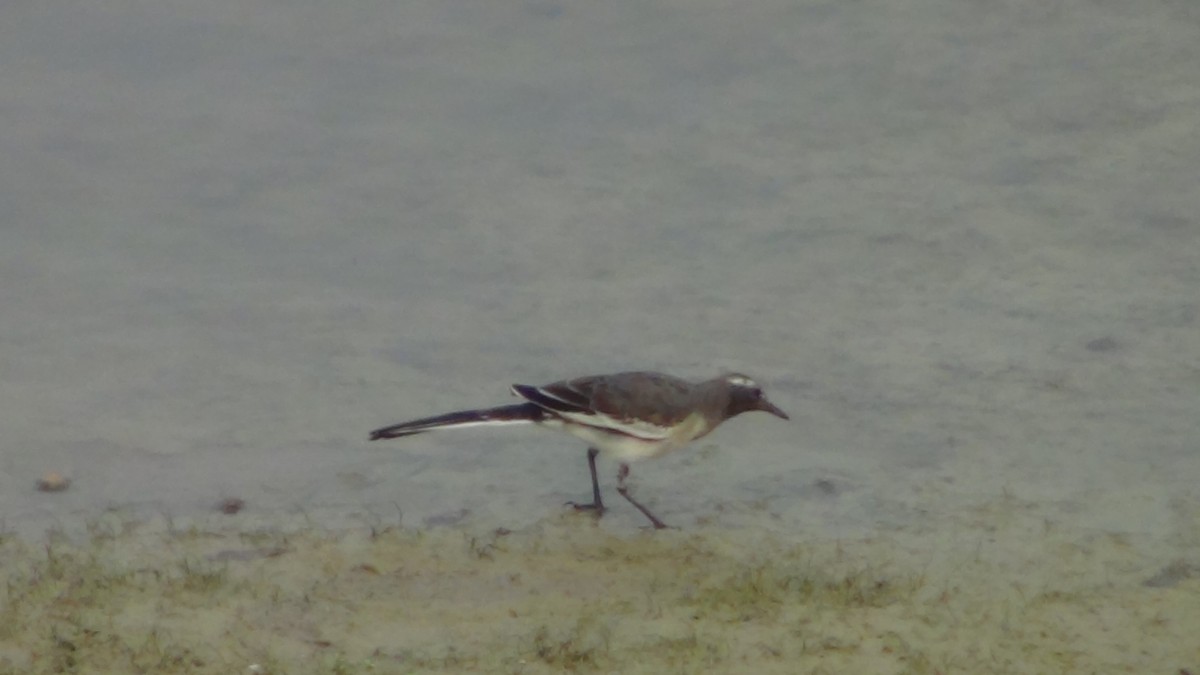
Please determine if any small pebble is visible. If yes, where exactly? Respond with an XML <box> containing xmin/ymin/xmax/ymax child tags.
<box><xmin>37</xmin><ymin>471</ymin><xmax>71</xmax><ymax>493</ymax></box>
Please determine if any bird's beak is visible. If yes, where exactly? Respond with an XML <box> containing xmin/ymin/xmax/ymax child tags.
<box><xmin>757</xmin><ymin>398</ymin><xmax>789</xmax><ymax>420</ymax></box>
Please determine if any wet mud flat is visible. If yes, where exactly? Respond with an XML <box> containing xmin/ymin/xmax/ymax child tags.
<box><xmin>0</xmin><ymin>508</ymin><xmax>1196</xmax><ymax>674</ymax></box>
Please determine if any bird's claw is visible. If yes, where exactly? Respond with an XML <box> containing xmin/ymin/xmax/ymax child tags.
<box><xmin>566</xmin><ymin>500</ymin><xmax>605</xmax><ymax>515</ymax></box>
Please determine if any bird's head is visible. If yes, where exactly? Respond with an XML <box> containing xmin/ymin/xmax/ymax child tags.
<box><xmin>722</xmin><ymin>373</ymin><xmax>789</xmax><ymax>420</ymax></box>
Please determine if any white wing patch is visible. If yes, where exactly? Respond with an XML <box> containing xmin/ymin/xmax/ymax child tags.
<box><xmin>554</xmin><ymin>409</ymin><xmax>674</xmax><ymax>441</ymax></box>
<box><xmin>534</xmin><ymin>386</ymin><xmax>586</xmax><ymax>409</ymax></box>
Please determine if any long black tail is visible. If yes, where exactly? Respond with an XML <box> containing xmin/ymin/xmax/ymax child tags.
<box><xmin>369</xmin><ymin>402</ymin><xmax>545</xmax><ymax>441</ymax></box>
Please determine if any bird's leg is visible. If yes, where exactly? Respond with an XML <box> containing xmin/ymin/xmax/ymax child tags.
<box><xmin>568</xmin><ymin>447</ymin><xmax>605</xmax><ymax>515</ymax></box>
<box><xmin>615</xmin><ymin>463</ymin><xmax>668</xmax><ymax>530</ymax></box>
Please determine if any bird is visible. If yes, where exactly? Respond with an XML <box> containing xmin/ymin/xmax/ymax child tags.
<box><xmin>369</xmin><ymin>371</ymin><xmax>789</xmax><ymax>529</ymax></box>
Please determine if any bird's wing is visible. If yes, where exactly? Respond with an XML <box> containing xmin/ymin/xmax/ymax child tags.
<box><xmin>512</xmin><ymin>372</ymin><xmax>696</xmax><ymax>441</ymax></box>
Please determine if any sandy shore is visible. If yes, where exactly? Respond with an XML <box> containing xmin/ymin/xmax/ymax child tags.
<box><xmin>2</xmin><ymin>503</ymin><xmax>1196</xmax><ymax>675</ymax></box>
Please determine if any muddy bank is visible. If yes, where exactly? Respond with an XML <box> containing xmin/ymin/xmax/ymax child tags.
<box><xmin>2</xmin><ymin>507</ymin><xmax>1196</xmax><ymax>674</ymax></box>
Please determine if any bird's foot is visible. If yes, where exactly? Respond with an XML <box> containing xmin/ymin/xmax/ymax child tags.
<box><xmin>566</xmin><ymin>500</ymin><xmax>605</xmax><ymax>516</ymax></box>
